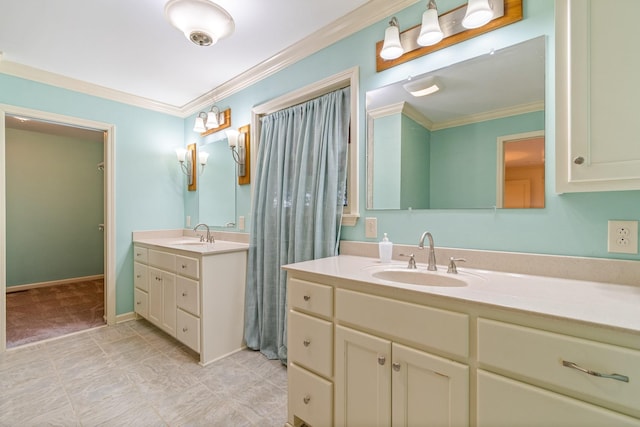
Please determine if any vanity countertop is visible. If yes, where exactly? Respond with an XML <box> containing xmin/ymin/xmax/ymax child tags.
<box><xmin>134</xmin><ymin>237</ymin><xmax>249</xmax><ymax>255</ymax></box>
<box><xmin>283</xmin><ymin>255</ymin><xmax>640</xmax><ymax>334</ymax></box>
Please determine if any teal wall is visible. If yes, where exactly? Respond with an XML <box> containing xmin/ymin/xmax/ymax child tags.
<box><xmin>1</xmin><ymin>75</ymin><xmax>185</xmax><ymax>315</ymax></box>
<box><xmin>5</xmin><ymin>128</ymin><xmax>104</xmax><ymax>286</ymax></box>
<box><xmin>372</xmin><ymin>114</ymin><xmax>401</xmax><ymax>209</ymax></box>
<box><xmin>400</xmin><ymin>114</ymin><xmax>430</xmax><ymax>209</ymax></box>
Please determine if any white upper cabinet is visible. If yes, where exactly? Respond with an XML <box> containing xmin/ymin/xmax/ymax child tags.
<box><xmin>556</xmin><ymin>0</ymin><xmax>640</xmax><ymax>193</ymax></box>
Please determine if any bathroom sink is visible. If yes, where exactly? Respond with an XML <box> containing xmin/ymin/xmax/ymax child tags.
<box><xmin>171</xmin><ymin>240</ymin><xmax>208</xmax><ymax>246</ymax></box>
<box><xmin>372</xmin><ymin>269</ymin><xmax>467</xmax><ymax>287</ymax></box>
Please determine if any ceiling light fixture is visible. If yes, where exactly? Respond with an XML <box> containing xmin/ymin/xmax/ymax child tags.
<box><xmin>164</xmin><ymin>0</ymin><xmax>235</xmax><ymax>47</ymax></box>
<box><xmin>380</xmin><ymin>17</ymin><xmax>404</xmax><ymax>60</ymax></box>
<box><xmin>417</xmin><ymin>0</ymin><xmax>443</xmax><ymax>46</ymax></box>
<box><xmin>403</xmin><ymin>76</ymin><xmax>441</xmax><ymax>97</ymax></box>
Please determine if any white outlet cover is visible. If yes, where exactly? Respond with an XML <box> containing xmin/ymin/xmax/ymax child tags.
<box><xmin>607</xmin><ymin>220</ymin><xmax>638</xmax><ymax>254</ymax></box>
<box><xmin>365</xmin><ymin>217</ymin><xmax>378</xmax><ymax>238</ymax></box>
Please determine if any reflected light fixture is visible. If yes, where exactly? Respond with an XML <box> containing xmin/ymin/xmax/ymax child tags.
<box><xmin>380</xmin><ymin>17</ymin><xmax>404</xmax><ymax>60</ymax></box>
<box><xmin>225</xmin><ymin>129</ymin><xmax>246</xmax><ymax>177</ymax></box>
<box><xmin>176</xmin><ymin>146</ymin><xmax>195</xmax><ymax>187</ymax></box>
<box><xmin>417</xmin><ymin>0</ymin><xmax>443</xmax><ymax>46</ymax></box>
<box><xmin>198</xmin><ymin>151</ymin><xmax>210</xmax><ymax>175</ymax></box>
<box><xmin>164</xmin><ymin>0</ymin><xmax>235</xmax><ymax>46</ymax></box>
<box><xmin>403</xmin><ymin>76</ymin><xmax>441</xmax><ymax>97</ymax></box>
<box><xmin>193</xmin><ymin>105</ymin><xmax>225</xmax><ymax>132</ymax></box>
<box><xmin>462</xmin><ymin>0</ymin><xmax>494</xmax><ymax>29</ymax></box>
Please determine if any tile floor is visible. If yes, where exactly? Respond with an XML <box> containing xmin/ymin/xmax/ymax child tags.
<box><xmin>0</xmin><ymin>319</ymin><xmax>287</xmax><ymax>426</ymax></box>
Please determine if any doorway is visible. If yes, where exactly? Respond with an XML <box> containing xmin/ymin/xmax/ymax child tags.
<box><xmin>0</xmin><ymin>105</ymin><xmax>116</xmax><ymax>351</ymax></box>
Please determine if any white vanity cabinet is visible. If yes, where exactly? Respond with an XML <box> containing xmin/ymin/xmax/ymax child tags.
<box><xmin>133</xmin><ymin>243</ymin><xmax>247</xmax><ymax>366</ymax></box>
<box><xmin>556</xmin><ymin>0</ymin><xmax>640</xmax><ymax>192</ymax></box>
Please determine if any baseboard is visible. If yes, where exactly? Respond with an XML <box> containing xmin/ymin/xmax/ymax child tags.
<box><xmin>115</xmin><ymin>312</ymin><xmax>138</xmax><ymax>324</ymax></box>
<box><xmin>6</xmin><ymin>275</ymin><xmax>105</xmax><ymax>293</ymax></box>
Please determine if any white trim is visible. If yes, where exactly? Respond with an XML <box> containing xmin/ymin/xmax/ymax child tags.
<box><xmin>6</xmin><ymin>275</ymin><xmax>105</xmax><ymax>293</ymax></box>
<box><xmin>116</xmin><ymin>312</ymin><xmax>138</xmax><ymax>324</ymax></box>
<box><xmin>252</xmin><ymin>67</ymin><xmax>360</xmax><ymax>227</ymax></box>
<box><xmin>0</xmin><ymin>0</ymin><xmax>418</xmax><ymax>117</ymax></box>
<box><xmin>431</xmin><ymin>101</ymin><xmax>545</xmax><ymax>131</ymax></box>
<box><xmin>0</xmin><ymin>104</ymin><xmax>116</xmax><ymax>352</ymax></box>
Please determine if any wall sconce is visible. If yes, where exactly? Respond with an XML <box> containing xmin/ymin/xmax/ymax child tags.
<box><xmin>225</xmin><ymin>124</ymin><xmax>251</xmax><ymax>185</ymax></box>
<box><xmin>376</xmin><ymin>0</ymin><xmax>522</xmax><ymax>72</ymax></box>
<box><xmin>380</xmin><ymin>17</ymin><xmax>404</xmax><ymax>60</ymax></box>
<box><xmin>194</xmin><ymin>107</ymin><xmax>232</xmax><ymax>136</ymax></box>
<box><xmin>176</xmin><ymin>143</ymin><xmax>203</xmax><ymax>191</ymax></box>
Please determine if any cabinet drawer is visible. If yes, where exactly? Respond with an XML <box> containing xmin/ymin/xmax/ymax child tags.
<box><xmin>176</xmin><ymin>276</ymin><xmax>200</xmax><ymax>316</ymax></box>
<box><xmin>176</xmin><ymin>255</ymin><xmax>199</xmax><ymax>280</ymax></box>
<box><xmin>148</xmin><ymin>249</ymin><xmax>176</xmax><ymax>271</ymax></box>
<box><xmin>336</xmin><ymin>288</ymin><xmax>469</xmax><ymax>358</ymax></box>
<box><xmin>134</xmin><ymin>288</ymin><xmax>148</xmax><ymax>318</ymax></box>
<box><xmin>176</xmin><ymin>308</ymin><xmax>200</xmax><ymax>353</ymax></box>
<box><xmin>134</xmin><ymin>262</ymin><xmax>148</xmax><ymax>291</ymax></box>
<box><xmin>478</xmin><ymin>318</ymin><xmax>640</xmax><ymax>417</ymax></box>
<box><xmin>288</xmin><ymin>278</ymin><xmax>333</xmax><ymax>318</ymax></box>
<box><xmin>288</xmin><ymin>363</ymin><xmax>333</xmax><ymax>427</ymax></box>
<box><xmin>288</xmin><ymin>310</ymin><xmax>333</xmax><ymax>378</ymax></box>
<box><xmin>133</xmin><ymin>245</ymin><xmax>148</xmax><ymax>263</ymax></box>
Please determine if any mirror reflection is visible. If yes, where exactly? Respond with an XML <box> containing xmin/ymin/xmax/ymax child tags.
<box><xmin>198</xmin><ymin>137</ymin><xmax>236</xmax><ymax>226</ymax></box>
<box><xmin>366</xmin><ymin>36</ymin><xmax>546</xmax><ymax>210</ymax></box>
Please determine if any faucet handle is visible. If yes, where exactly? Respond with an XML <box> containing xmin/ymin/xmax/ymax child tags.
<box><xmin>447</xmin><ymin>257</ymin><xmax>466</xmax><ymax>274</ymax></box>
<box><xmin>399</xmin><ymin>253</ymin><xmax>417</xmax><ymax>269</ymax></box>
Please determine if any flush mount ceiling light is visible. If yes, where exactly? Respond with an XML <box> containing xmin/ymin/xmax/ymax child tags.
<box><xmin>164</xmin><ymin>0</ymin><xmax>235</xmax><ymax>46</ymax></box>
<box><xmin>380</xmin><ymin>17</ymin><xmax>404</xmax><ymax>60</ymax></box>
<box><xmin>417</xmin><ymin>0</ymin><xmax>443</xmax><ymax>46</ymax></box>
<box><xmin>403</xmin><ymin>76</ymin><xmax>441</xmax><ymax>97</ymax></box>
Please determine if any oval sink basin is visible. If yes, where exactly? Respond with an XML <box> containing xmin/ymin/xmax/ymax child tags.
<box><xmin>172</xmin><ymin>240</ymin><xmax>208</xmax><ymax>246</ymax></box>
<box><xmin>372</xmin><ymin>270</ymin><xmax>467</xmax><ymax>287</ymax></box>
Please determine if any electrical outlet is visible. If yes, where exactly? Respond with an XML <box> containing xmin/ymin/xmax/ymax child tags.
<box><xmin>238</xmin><ymin>216</ymin><xmax>245</xmax><ymax>231</ymax></box>
<box><xmin>365</xmin><ymin>217</ymin><xmax>378</xmax><ymax>238</ymax></box>
<box><xmin>607</xmin><ymin>220</ymin><xmax>638</xmax><ymax>254</ymax></box>
<box><xmin>186</xmin><ymin>215</ymin><xmax>191</xmax><ymax>227</ymax></box>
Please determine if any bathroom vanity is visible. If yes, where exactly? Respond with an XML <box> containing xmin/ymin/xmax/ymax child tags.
<box><xmin>133</xmin><ymin>235</ymin><xmax>248</xmax><ymax>366</ymax></box>
<box><xmin>283</xmin><ymin>254</ymin><xmax>640</xmax><ymax>427</ymax></box>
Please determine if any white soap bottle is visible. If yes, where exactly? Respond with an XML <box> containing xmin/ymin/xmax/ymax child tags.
<box><xmin>379</xmin><ymin>233</ymin><xmax>393</xmax><ymax>263</ymax></box>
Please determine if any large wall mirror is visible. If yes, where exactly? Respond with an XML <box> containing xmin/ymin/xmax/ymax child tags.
<box><xmin>366</xmin><ymin>36</ymin><xmax>545</xmax><ymax>210</ymax></box>
<box><xmin>198</xmin><ymin>135</ymin><xmax>236</xmax><ymax>226</ymax></box>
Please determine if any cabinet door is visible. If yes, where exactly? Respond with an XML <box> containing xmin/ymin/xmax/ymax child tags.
<box><xmin>134</xmin><ymin>288</ymin><xmax>148</xmax><ymax>318</ymax></box>
<box><xmin>335</xmin><ymin>325</ymin><xmax>391</xmax><ymax>427</ymax></box>
<box><xmin>556</xmin><ymin>0</ymin><xmax>640</xmax><ymax>192</ymax></box>
<box><xmin>477</xmin><ymin>370</ymin><xmax>640</xmax><ymax>427</ymax></box>
<box><xmin>148</xmin><ymin>268</ymin><xmax>163</xmax><ymax>327</ymax></box>
<box><xmin>392</xmin><ymin>343</ymin><xmax>469</xmax><ymax>427</ymax></box>
<box><xmin>161</xmin><ymin>271</ymin><xmax>176</xmax><ymax>336</ymax></box>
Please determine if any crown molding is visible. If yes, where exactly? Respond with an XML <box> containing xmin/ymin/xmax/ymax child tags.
<box><xmin>431</xmin><ymin>101</ymin><xmax>545</xmax><ymax>131</ymax></box>
<box><xmin>0</xmin><ymin>0</ymin><xmax>419</xmax><ymax>118</ymax></box>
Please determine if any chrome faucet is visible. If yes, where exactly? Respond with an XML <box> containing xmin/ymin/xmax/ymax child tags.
<box><xmin>193</xmin><ymin>223</ymin><xmax>214</xmax><ymax>243</ymax></box>
<box><xmin>418</xmin><ymin>231</ymin><xmax>437</xmax><ymax>271</ymax></box>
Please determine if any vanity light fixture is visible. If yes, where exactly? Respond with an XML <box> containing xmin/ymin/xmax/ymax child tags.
<box><xmin>380</xmin><ymin>17</ymin><xmax>404</xmax><ymax>60</ymax></box>
<box><xmin>462</xmin><ymin>0</ymin><xmax>494</xmax><ymax>29</ymax></box>
<box><xmin>164</xmin><ymin>0</ymin><xmax>235</xmax><ymax>47</ymax></box>
<box><xmin>403</xmin><ymin>76</ymin><xmax>441</xmax><ymax>97</ymax></box>
<box><xmin>417</xmin><ymin>0</ymin><xmax>443</xmax><ymax>46</ymax></box>
<box><xmin>225</xmin><ymin>129</ymin><xmax>246</xmax><ymax>177</ymax></box>
<box><xmin>193</xmin><ymin>105</ymin><xmax>225</xmax><ymax>132</ymax></box>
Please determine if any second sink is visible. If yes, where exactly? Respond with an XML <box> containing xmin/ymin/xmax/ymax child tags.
<box><xmin>372</xmin><ymin>269</ymin><xmax>467</xmax><ymax>287</ymax></box>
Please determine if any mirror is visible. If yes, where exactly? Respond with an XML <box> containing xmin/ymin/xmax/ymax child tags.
<box><xmin>198</xmin><ymin>136</ymin><xmax>236</xmax><ymax>226</ymax></box>
<box><xmin>366</xmin><ymin>36</ymin><xmax>545</xmax><ymax>209</ymax></box>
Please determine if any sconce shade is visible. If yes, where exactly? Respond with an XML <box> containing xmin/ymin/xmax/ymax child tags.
<box><xmin>198</xmin><ymin>151</ymin><xmax>209</xmax><ymax>165</ymax></box>
<box><xmin>176</xmin><ymin>148</ymin><xmax>188</xmax><ymax>162</ymax></box>
<box><xmin>193</xmin><ymin>113</ymin><xmax>207</xmax><ymax>132</ymax></box>
<box><xmin>417</xmin><ymin>3</ymin><xmax>443</xmax><ymax>46</ymax></box>
<box><xmin>462</xmin><ymin>0</ymin><xmax>494</xmax><ymax>29</ymax></box>
<box><xmin>164</xmin><ymin>0</ymin><xmax>235</xmax><ymax>46</ymax></box>
<box><xmin>226</xmin><ymin>129</ymin><xmax>239</xmax><ymax>148</ymax></box>
<box><xmin>380</xmin><ymin>18</ymin><xmax>403</xmax><ymax>60</ymax></box>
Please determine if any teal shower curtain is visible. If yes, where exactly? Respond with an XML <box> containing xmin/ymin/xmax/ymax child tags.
<box><xmin>244</xmin><ymin>87</ymin><xmax>351</xmax><ymax>362</ymax></box>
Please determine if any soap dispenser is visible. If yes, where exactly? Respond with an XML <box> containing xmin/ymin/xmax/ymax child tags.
<box><xmin>379</xmin><ymin>233</ymin><xmax>393</xmax><ymax>263</ymax></box>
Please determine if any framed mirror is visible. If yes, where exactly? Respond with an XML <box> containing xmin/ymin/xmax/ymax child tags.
<box><xmin>198</xmin><ymin>135</ymin><xmax>236</xmax><ymax>226</ymax></box>
<box><xmin>366</xmin><ymin>36</ymin><xmax>545</xmax><ymax>210</ymax></box>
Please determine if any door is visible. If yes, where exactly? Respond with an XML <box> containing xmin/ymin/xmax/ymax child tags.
<box><xmin>392</xmin><ymin>343</ymin><xmax>469</xmax><ymax>427</ymax></box>
<box><xmin>335</xmin><ymin>325</ymin><xmax>391</xmax><ymax>427</ymax></box>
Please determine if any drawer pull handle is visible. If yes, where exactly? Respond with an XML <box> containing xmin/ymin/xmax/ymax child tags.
<box><xmin>303</xmin><ymin>395</ymin><xmax>311</xmax><ymax>405</ymax></box>
<box><xmin>562</xmin><ymin>360</ymin><xmax>629</xmax><ymax>383</ymax></box>
<box><xmin>182</xmin><ymin>292</ymin><xmax>188</xmax><ymax>297</ymax></box>
<box><xmin>183</xmin><ymin>327</ymin><xmax>188</xmax><ymax>333</ymax></box>
<box><xmin>303</xmin><ymin>295</ymin><xmax>311</xmax><ymax>301</ymax></box>
<box><xmin>136</xmin><ymin>301</ymin><xmax>141</xmax><ymax>305</ymax></box>
<box><xmin>378</xmin><ymin>355</ymin><xmax>386</xmax><ymax>366</ymax></box>
<box><xmin>182</xmin><ymin>264</ymin><xmax>187</xmax><ymax>269</ymax></box>
<box><xmin>392</xmin><ymin>362</ymin><xmax>401</xmax><ymax>372</ymax></box>
<box><xmin>303</xmin><ymin>339</ymin><xmax>311</xmax><ymax>347</ymax></box>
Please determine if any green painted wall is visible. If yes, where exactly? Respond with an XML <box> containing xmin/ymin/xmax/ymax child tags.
<box><xmin>6</xmin><ymin>128</ymin><xmax>104</xmax><ymax>286</ymax></box>
<box><xmin>372</xmin><ymin>114</ymin><xmax>401</xmax><ymax>209</ymax></box>
<box><xmin>400</xmin><ymin>114</ymin><xmax>430</xmax><ymax>209</ymax></box>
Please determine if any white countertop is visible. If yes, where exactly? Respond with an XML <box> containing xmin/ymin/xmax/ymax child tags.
<box><xmin>134</xmin><ymin>237</ymin><xmax>249</xmax><ymax>255</ymax></box>
<box><xmin>283</xmin><ymin>255</ymin><xmax>640</xmax><ymax>334</ymax></box>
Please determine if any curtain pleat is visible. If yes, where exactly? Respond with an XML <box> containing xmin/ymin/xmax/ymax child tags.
<box><xmin>244</xmin><ymin>87</ymin><xmax>351</xmax><ymax>362</ymax></box>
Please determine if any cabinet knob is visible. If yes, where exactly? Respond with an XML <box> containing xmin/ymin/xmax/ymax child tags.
<box><xmin>392</xmin><ymin>362</ymin><xmax>401</xmax><ymax>372</ymax></box>
<box><xmin>303</xmin><ymin>339</ymin><xmax>311</xmax><ymax>347</ymax></box>
<box><xmin>573</xmin><ymin>156</ymin><xmax>585</xmax><ymax>165</ymax></box>
<box><xmin>303</xmin><ymin>395</ymin><xmax>311</xmax><ymax>405</ymax></box>
<box><xmin>182</xmin><ymin>327</ymin><xmax>188</xmax><ymax>333</ymax></box>
<box><xmin>182</xmin><ymin>292</ymin><xmax>187</xmax><ymax>297</ymax></box>
<box><xmin>181</xmin><ymin>264</ymin><xmax>187</xmax><ymax>269</ymax></box>
<box><xmin>303</xmin><ymin>295</ymin><xmax>311</xmax><ymax>301</ymax></box>
<box><xmin>378</xmin><ymin>355</ymin><xmax>386</xmax><ymax>365</ymax></box>
<box><xmin>136</xmin><ymin>275</ymin><xmax>141</xmax><ymax>279</ymax></box>
<box><xmin>136</xmin><ymin>301</ymin><xmax>141</xmax><ymax>305</ymax></box>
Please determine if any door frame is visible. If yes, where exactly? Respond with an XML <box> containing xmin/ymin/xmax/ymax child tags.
<box><xmin>0</xmin><ymin>104</ymin><xmax>116</xmax><ymax>351</ymax></box>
